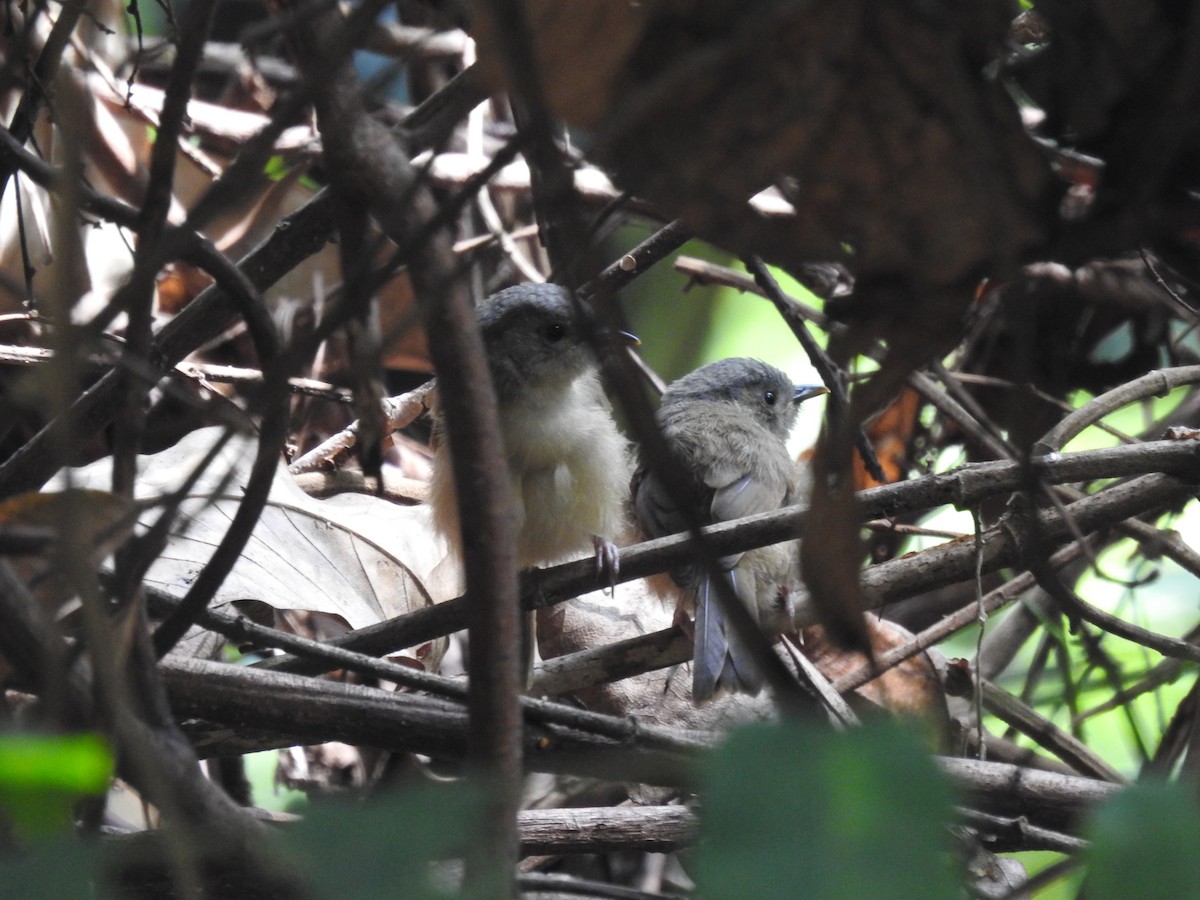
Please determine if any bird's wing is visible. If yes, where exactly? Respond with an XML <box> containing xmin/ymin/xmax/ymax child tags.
<box><xmin>632</xmin><ymin>465</ymin><xmax>689</xmax><ymax>541</ymax></box>
<box><xmin>708</xmin><ymin>468</ymin><xmax>790</xmax><ymax>523</ymax></box>
<box><xmin>705</xmin><ymin>464</ymin><xmax>791</xmax><ymax>572</ymax></box>
<box><xmin>633</xmin><ymin>466</ymin><xmax>700</xmax><ymax>586</ymax></box>
<box><xmin>692</xmin><ymin>460</ymin><xmax>788</xmax><ymax>698</ymax></box>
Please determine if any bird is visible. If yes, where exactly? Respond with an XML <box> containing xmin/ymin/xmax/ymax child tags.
<box><xmin>632</xmin><ymin>357</ymin><xmax>828</xmax><ymax>701</ymax></box>
<box><xmin>428</xmin><ymin>283</ymin><xmax>633</xmax><ymax>670</ymax></box>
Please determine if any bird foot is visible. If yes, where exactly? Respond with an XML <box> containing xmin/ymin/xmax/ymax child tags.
<box><xmin>592</xmin><ymin>535</ymin><xmax>620</xmax><ymax>592</ymax></box>
<box><xmin>672</xmin><ymin>604</ymin><xmax>695</xmax><ymax>640</ymax></box>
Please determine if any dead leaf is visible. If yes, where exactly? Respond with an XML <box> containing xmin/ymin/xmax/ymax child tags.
<box><xmin>853</xmin><ymin>386</ymin><xmax>921</xmax><ymax>490</ymax></box>
<box><xmin>50</xmin><ymin>428</ymin><xmax>452</xmax><ymax>665</ymax></box>
<box><xmin>471</xmin><ymin>1</ymin><xmax>646</xmax><ymax>129</ymax></box>
<box><xmin>0</xmin><ymin>488</ymin><xmax>135</xmax><ymax>610</ymax></box>
<box><xmin>802</xmin><ymin>618</ymin><xmax>950</xmax><ymax>745</ymax></box>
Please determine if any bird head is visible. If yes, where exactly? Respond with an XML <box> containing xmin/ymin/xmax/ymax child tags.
<box><xmin>475</xmin><ymin>284</ymin><xmax>598</xmax><ymax>402</ymax></box>
<box><xmin>660</xmin><ymin>357</ymin><xmax>828</xmax><ymax>439</ymax></box>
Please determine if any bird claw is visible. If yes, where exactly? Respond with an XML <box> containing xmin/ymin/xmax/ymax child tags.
<box><xmin>672</xmin><ymin>603</ymin><xmax>695</xmax><ymax>640</ymax></box>
<box><xmin>592</xmin><ymin>535</ymin><xmax>620</xmax><ymax>593</ymax></box>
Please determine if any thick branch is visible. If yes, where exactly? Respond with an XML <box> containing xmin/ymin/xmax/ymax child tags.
<box><xmin>1036</xmin><ymin>366</ymin><xmax>1200</xmax><ymax>454</ymax></box>
<box><xmin>517</xmin><ymin>806</ymin><xmax>697</xmax><ymax>855</ymax></box>
<box><xmin>161</xmin><ymin>657</ymin><xmax>695</xmax><ymax>788</ymax></box>
<box><xmin>158</xmin><ymin>657</ymin><xmax>1123</xmax><ymax>839</ymax></box>
<box><xmin>938</xmin><ymin>757</ymin><xmax>1120</xmax><ymax>833</ymax></box>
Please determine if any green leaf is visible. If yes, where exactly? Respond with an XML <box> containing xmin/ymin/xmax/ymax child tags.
<box><xmin>696</xmin><ymin>719</ymin><xmax>958</xmax><ymax>900</ymax></box>
<box><xmin>0</xmin><ymin>836</ymin><xmax>105</xmax><ymax>899</ymax></box>
<box><xmin>281</xmin><ymin>781</ymin><xmax>502</xmax><ymax>899</ymax></box>
<box><xmin>0</xmin><ymin>733</ymin><xmax>113</xmax><ymax>794</ymax></box>
<box><xmin>264</xmin><ymin>155</ymin><xmax>293</xmax><ymax>182</ymax></box>
<box><xmin>1084</xmin><ymin>781</ymin><xmax>1200</xmax><ymax>899</ymax></box>
<box><xmin>0</xmin><ymin>733</ymin><xmax>113</xmax><ymax>841</ymax></box>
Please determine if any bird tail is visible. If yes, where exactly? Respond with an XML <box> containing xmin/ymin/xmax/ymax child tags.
<box><xmin>692</xmin><ymin>572</ymin><xmax>764</xmax><ymax>701</ymax></box>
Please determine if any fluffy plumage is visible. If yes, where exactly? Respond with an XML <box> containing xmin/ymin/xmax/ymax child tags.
<box><xmin>430</xmin><ymin>283</ymin><xmax>630</xmax><ymax>569</ymax></box>
<box><xmin>633</xmin><ymin>357</ymin><xmax>825</xmax><ymax>701</ymax></box>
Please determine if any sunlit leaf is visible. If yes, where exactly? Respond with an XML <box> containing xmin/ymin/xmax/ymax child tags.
<box><xmin>0</xmin><ymin>733</ymin><xmax>113</xmax><ymax>841</ymax></box>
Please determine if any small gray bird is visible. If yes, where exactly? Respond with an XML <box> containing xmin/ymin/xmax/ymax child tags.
<box><xmin>633</xmin><ymin>358</ymin><xmax>827</xmax><ymax>701</ymax></box>
<box><xmin>430</xmin><ymin>281</ymin><xmax>632</xmax><ymax>586</ymax></box>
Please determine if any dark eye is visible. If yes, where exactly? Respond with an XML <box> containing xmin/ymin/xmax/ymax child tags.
<box><xmin>543</xmin><ymin>322</ymin><xmax>567</xmax><ymax>343</ymax></box>
<box><xmin>763</xmin><ymin>390</ymin><xmax>777</xmax><ymax>406</ymax></box>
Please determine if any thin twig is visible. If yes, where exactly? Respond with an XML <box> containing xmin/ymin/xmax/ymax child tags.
<box><xmin>175</xmin><ymin>362</ymin><xmax>355</xmax><ymax>403</ymax></box>
<box><xmin>287</xmin><ymin>374</ymin><xmax>435</xmax><ymax>475</ymax></box>
<box><xmin>745</xmin><ymin>255</ymin><xmax>886</xmax><ymax>483</ymax></box>
<box><xmin>947</xmin><ymin>371</ymin><xmax>1139</xmax><ymax>444</ymax></box>
<box><xmin>1140</xmin><ymin>247</ymin><xmax>1200</xmax><ymax>331</ymax></box>
<box><xmin>1035</xmin><ymin>365</ymin><xmax>1200</xmax><ymax>454</ymax></box>
<box><xmin>0</xmin><ymin>51</ymin><xmax>486</xmax><ymax>497</ymax></box>
<box><xmin>973</xmin><ymin>506</ymin><xmax>987</xmax><ymax>760</ymax></box>
<box><xmin>579</xmin><ymin>220</ymin><xmax>691</xmax><ymax>301</ymax></box>
<box><xmin>834</xmin><ymin>543</ymin><xmax>1086</xmax><ymax>694</ymax></box>
<box><xmin>980</xmin><ymin>679</ymin><xmax>1128</xmax><ymax>782</ymax></box>
<box><xmin>0</xmin><ymin>0</ymin><xmax>86</xmax><ymax>201</ymax></box>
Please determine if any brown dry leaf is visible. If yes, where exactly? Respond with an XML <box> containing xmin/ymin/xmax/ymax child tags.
<box><xmin>0</xmin><ymin>488</ymin><xmax>137</xmax><ymax>683</ymax></box>
<box><xmin>0</xmin><ymin>488</ymin><xmax>135</xmax><ymax>606</ymax></box>
<box><xmin>0</xmin><ymin>488</ymin><xmax>133</xmax><ymax>545</ymax></box>
<box><xmin>376</xmin><ymin>268</ymin><xmax>430</xmax><ymax>373</ymax></box>
<box><xmin>853</xmin><ymin>386</ymin><xmax>921</xmax><ymax>490</ymax></box>
<box><xmin>584</xmin><ymin>4</ymin><xmax>1047</xmax><ymax>288</ymax></box>
<box><xmin>51</xmin><ymin>428</ymin><xmax>452</xmax><ymax>665</ymax></box>
<box><xmin>801</xmin><ymin>618</ymin><xmax>950</xmax><ymax>744</ymax></box>
<box><xmin>156</xmin><ymin>262</ymin><xmax>216</xmax><ymax>317</ymax></box>
<box><xmin>7</xmin><ymin>59</ymin><xmax>429</xmax><ymax>376</ymax></box>
<box><xmin>471</xmin><ymin>0</ymin><xmax>646</xmax><ymax>129</ymax></box>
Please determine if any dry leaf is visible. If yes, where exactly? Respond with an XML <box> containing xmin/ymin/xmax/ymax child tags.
<box><xmin>51</xmin><ymin>428</ymin><xmax>452</xmax><ymax>662</ymax></box>
<box><xmin>0</xmin><ymin>488</ymin><xmax>135</xmax><ymax>609</ymax></box>
<box><xmin>853</xmin><ymin>386</ymin><xmax>921</xmax><ymax>490</ymax></box>
<box><xmin>801</xmin><ymin>617</ymin><xmax>950</xmax><ymax>745</ymax></box>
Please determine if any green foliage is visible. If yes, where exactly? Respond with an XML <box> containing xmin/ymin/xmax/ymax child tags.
<box><xmin>0</xmin><ymin>837</ymin><xmax>105</xmax><ymax>900</ymax></box>
<box><xmin>616</xmin><ymin>228</ymin><xmax>822</xmax><ymax>383</ymax></box>
<box><xmin>0</xmin><ymin>734</ymin><xmax>113</xmax><ymax>899</ymax></box>
<box><xmin>243</xmin><ymin>750</ymin><xmax>308</xmax><ymax>813</ymax></box>
<box><xmin>0</xmin><ymin>733</ymin><xmax>112</xmax><ymax>842</ymax></box>
<box><xmin>695</xmin><ymin>719</ymin><xmax>958</xmax><ymax>900</ymax></box>
<box><xmin>1083</xmin><ymin>781</ymin><xmax>1200</xmax><ymax>899</ymax></box>
<box><xmin>280</xmin><ymin>780</ymin><xmax>501</xmax><ymax>899</ymax></box>
<box><xmin>264</xmin><ymin>155</ymin><xmax>294</xmax><ymax>182</ymax></box>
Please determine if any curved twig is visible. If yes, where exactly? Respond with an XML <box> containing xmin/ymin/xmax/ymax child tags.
<box><xmin>1035</xmin><ymin>365</ymin><xmax>1200</xmax><ymax>454</ymax></box>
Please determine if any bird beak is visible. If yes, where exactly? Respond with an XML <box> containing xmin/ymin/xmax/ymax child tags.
<box><xmin>620</xmin><ymin>330</ymin><xmax>641</xmax><ymax>347</ymax></box>
<box><xmin>793</xmin><ymin>384</ymin><xmax>830</xmax><ymax>403</ymax></box>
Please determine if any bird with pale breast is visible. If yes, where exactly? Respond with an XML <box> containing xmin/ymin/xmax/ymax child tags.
<box><xmin>429</xmin><ymin>284</ymin><xmax>633</xmax><ymax>662</ymax></box>
<box><xmin>632</xmin><ymin>357</ymin><xmax>828</xmax><ymax>701</ymax></box>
